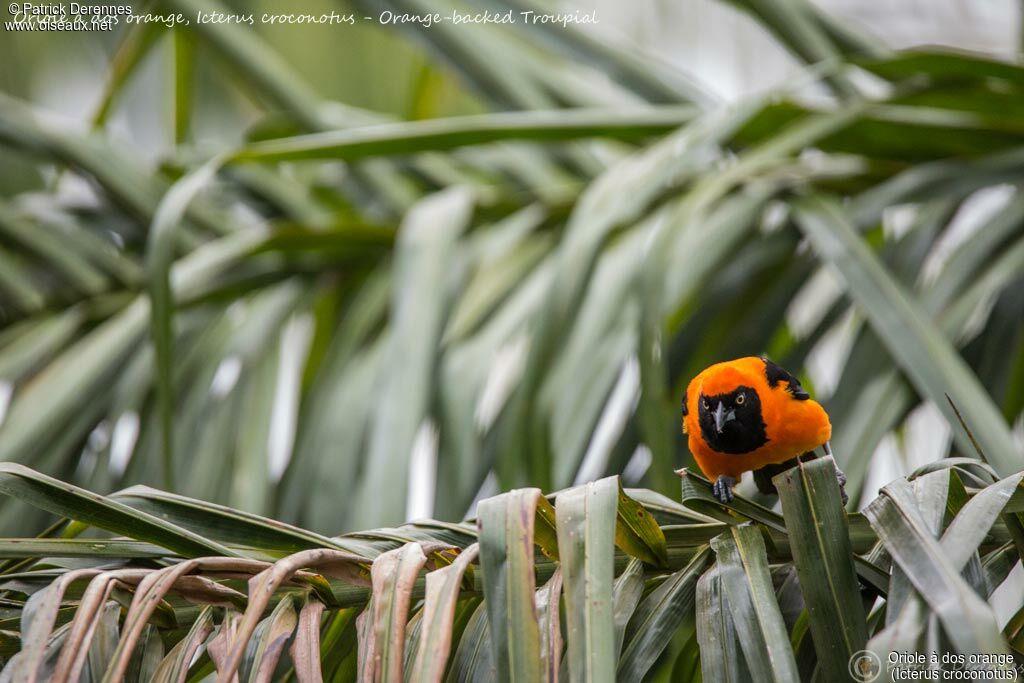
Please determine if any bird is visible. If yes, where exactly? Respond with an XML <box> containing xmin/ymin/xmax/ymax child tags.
<box><xmin>681</xmin><ymin>356</ymin><xmax>846</xmax><ymax>505</ymax></box>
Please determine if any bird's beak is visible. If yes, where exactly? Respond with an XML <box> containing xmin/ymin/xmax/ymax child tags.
<box><xmin>713</xmin><ymin>401</ymin><xmax>735</xmax><ymax>433</ymax></box>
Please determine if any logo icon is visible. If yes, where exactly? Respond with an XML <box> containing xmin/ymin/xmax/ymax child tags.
<box><xmin>849</xmin><ymin>650</ymin><xmax>882</xmax><ymax>682</ymax></box>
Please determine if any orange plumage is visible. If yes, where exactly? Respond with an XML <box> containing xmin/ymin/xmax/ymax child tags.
<box><xmin>682</xmin><ymin>356</ymin><xmax>834</xmax><ymax>501</ymax></box>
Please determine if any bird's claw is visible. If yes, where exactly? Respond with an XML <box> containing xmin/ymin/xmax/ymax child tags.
<box><xmin>713</xmin><ymin>475</ymin><xmax>737</xmax><ymax>504</ymax></box>
<box><xmin>823</xmin><ymin>442</ymin><xmax>848</xmax><ymax>505</ymax></box>
<box><xmin>836</xmin><ymin>467</ymin><xmax>849</xmax><ymax>505</ymax></box>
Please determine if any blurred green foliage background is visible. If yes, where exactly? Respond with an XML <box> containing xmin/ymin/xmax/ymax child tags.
<box><xmin>0</xmin><ymin>0</ymin><xmax>1022</xmax><ymax>538</ymax></box>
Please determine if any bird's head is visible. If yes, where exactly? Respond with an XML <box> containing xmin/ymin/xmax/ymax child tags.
<box><xmin>695</xmin><ymin>362</ymin><xmax>769</xmax><ymax>454</ymax></box>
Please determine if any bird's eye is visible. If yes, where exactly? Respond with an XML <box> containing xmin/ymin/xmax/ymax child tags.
<box><xmin>735</xmin><ymin>393</ymin><xmax>745</xmax><ymax>405</ymax></box>
<box><xmin>702</xmin><ymin>400</ymin><xmax>709</xmax><ymax>410</ymax></box>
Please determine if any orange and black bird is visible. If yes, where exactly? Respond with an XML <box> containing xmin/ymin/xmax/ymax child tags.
<box><xmin>682</xmin><ymin>356</ymin><xmax>846</xmax><ymax>504</ymax></box>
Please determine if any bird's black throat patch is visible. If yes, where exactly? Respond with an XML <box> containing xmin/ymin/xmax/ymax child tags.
<box><xmin>698</xmin><ymin>385</ymin><xmax>769</xmax><ymax>454</ymax></box>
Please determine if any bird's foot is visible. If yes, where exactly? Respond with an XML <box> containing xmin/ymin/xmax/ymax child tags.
<box><xmin>836</xmin><ymin>467</ymin><xmax>849</xmax><ymax>505</ymax></box>
<box><xmin>712</xmin><ymin>475</ymin><xmax>737</xmax><ymax>504</ymax></box>
<box><xmin>822</xmin><ymin>441</ymin><xmax>848</xmax><ymax>505</ymax></box>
